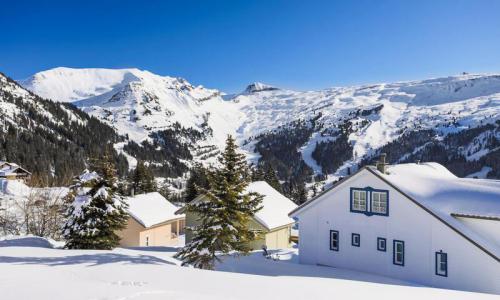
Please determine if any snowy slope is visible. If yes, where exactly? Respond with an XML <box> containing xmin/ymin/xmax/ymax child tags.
<box><xmin>231</xmin><ymin>74</ymin><xmax>500</xmax><ymax>166</ymax></box>
<box><xmin>21</xmin><ymin>68</ymin><xmax>241</xmax><ymax>148</ymax></box>
<box><xmin>20</xmin><ymin>69</ymin><xmax>500</xmax><ymax>184</ymax></box>
<box><xmin>1</xmin><ymin>236</ymin><xmax>497</xmax><ymax>299</ymax></box>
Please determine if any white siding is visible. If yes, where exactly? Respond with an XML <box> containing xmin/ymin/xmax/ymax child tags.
<box><xmin>455</xmin><ymin>217</ymin><xmax>500</xmax><ymax>246</ymax></box>
<box><xmin>296</xmin><ymin>169</ymin><xmax>500</xmax><ymax>294</ymax></box>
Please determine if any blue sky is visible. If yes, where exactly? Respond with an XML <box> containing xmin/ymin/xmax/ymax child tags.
<box><xmin>1</xmin><ymin>0</ymin><xmax>500</xmax><ymax>92</ymax></box>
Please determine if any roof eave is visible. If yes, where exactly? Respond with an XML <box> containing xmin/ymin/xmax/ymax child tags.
<box><xmin>288</xmin><ymin>166</ymin><xmax>370</xmax><ymax>217</ymax></box>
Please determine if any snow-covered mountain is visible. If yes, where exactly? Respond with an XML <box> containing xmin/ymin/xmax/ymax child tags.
<box><xmin>0</xmin><ymin>72</ymin><xmax>127</xmax><ymax>184</ymax></box>
<box><xmin>20</xmin><ymin>68</ymin><xmax>500</xmax><ymax>192</ymax></box>
<box><xmin>21</xmin><ymin>67</ymin><xmax>240</xmax><ymax>146</ymax></box>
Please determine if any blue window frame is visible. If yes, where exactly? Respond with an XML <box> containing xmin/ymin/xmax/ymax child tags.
<box><xmin>377</xmin><ymin>237</ymin><xmax>386</xmax><ymax>251</ymax></box>
<box><xmin>393</xmin><ymin>240</ymin><xmax>405</xmax><ymax>266</ymax></box>
<box><xmin>351</xmin><ymin>233</ymin><xmax>360</xmax><ymax>247</ymax></box>
<box><xmin>435</xmin><ymin>251</ymin><xmax>448</xmax><ymax>277</ymax></box>
<box><xmin>350</xmin><ymin>187</ymin><xmax>389</xmax><ymax>216</ymax></box>
<box><xmin>330</xmin><ymin>230</ymin><xmax>339</xmax><ymax>251</ymax></box>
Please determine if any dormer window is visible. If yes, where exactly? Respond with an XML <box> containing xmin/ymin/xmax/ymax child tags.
<box><xmin>350</xmin><ymin>187</ymin><xmax>389</xmax><ymax>216</ymax></box>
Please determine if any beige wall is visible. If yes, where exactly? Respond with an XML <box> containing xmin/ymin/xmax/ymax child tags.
<box><xmin>118</xmin><ymin>217</ymin><xmax>185</xmax><ymax>247</ymax></box>
<box><xmin>117</xmin><ymin>217</ymin><xmax>144</xmax><ymax>247</ymax></box>
<box><xmin>184</xmin><ymin>211</ymin><xmax>292</xmax><ymax>250</ymax></box>
<box><xmin>265</xmin><ymin>225</ymin><xmax>292</xmax><ymax>249</ymax></box>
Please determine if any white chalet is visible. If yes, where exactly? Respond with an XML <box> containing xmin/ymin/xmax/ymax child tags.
<box><xmin>290</xmin><ymin>157</ymin><xmax>500</xmax><ymax>294</ymax></box>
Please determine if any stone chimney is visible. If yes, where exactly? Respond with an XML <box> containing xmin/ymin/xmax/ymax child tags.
<box><xmin>376</xmin><ymin>153</ymin><xmax>387</xmax><ymax>174</ymax></box>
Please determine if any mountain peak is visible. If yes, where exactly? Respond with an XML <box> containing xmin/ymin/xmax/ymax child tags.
<box><xmin>244</xmin><ymin>82</ymin><xmax>279</xmax><ymax>93</ymax></box>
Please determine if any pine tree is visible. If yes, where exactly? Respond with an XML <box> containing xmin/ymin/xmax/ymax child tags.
<box><xmin>292</xmin><ymin>182</ymin><xmax>308</xmax><ymax>205</ymax></box>
<box><xmin>263</xmin><ymin>164</ymin><xmax>282</xmax><ymax>192</ymax></box>
<box><xmin>251</xmin><ymin>165</ymin><xmax>265</xmax><ymax>181</ymax></box>
<box><xmin>184</xmin><ymin>163</ymin><xmax>209</xmax><ymax>202</ymax></box>
<box><xmin>175</xmin><ymin>135</ymin><xmax>263</xmax><ymax>269</ymax></box>
<box><xmin>62</xmin><ymin>153</ymin><xmax>129</xmax><ymax>249</ymax></box>
<box><xmin>130</xmin><ymin>160</ymin><xmax>157</xmax><ymax>195</ymax></box>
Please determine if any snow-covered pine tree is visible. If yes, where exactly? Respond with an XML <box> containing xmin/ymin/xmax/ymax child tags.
<box><xmin>62</xmin><ymin>153</ymin><xmax>128</xmax><ymax>249</ymax></box>
<box><xmin>175</xmin><ymin>135</ymin><xmax>263</xmax><ymax>269</ymax></box>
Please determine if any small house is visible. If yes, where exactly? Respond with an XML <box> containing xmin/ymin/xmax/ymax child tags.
<box><xmin>0</xmin><ymin>162</ymin><xmax>31</xmax><ymax>181</ymax></box>
<box><xmin>176</xmin><ymin>181</ymin><xmax>298</xmax><ymax>250</ymax></box>
<box><xmin>118</xmin><ymin>192</ymin><xmax>185</xmax><ymax>247</ymax></box>
<box><xmin>289</xmin><ymin>158</ymin><xmax>500</xmax><ymax>294</ymax></box>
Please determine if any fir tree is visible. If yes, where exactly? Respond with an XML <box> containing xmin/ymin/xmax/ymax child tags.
<box><xmin>251</xmin><ymin>165</ymin><xmax>265</xmax><ymax>181</ymax></box>
<box><xmin>62</xmin><ymin>154</ymin><xmax>128</xmax><ymax>249</ymax></box>
<box><xmin>129</xmin><ymin>160</ymin><xmax>157</xmax><ymax>195</ymax></box>
<box><xmin>263</xmin><ymin>164</ymin><xmax>282</xmax><ymax>192</ymax></box>
<box><xmin>292</xmin><ymin>182</ymin><xmax>308</xmax><ymax>205</ymax></box>
<box><xmin>184</xmin><ymin>163</ymin><xmax>209</xmax><ymax>202</ymax></box>
<box><xmin>175</xmin><ymin>135</ymin><xmax>263</xmax><ymax>269</ymax></box>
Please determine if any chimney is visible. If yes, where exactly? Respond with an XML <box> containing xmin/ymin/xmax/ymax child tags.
<box><xmin>376</xmin><ymin>153</ymin><xmax>387</xmax><ymax>174</ymax></box>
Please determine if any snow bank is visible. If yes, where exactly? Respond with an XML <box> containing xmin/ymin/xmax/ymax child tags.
<box><xmin>0</xmin><ymin>179</ymin><xmax>30</xmax><ymax>197</ymax></box>
<box><xmin>0</xmin><ymin>235</ymin><xmax>64</xmax><ymax>249</ymax></box>
<box><xmin>0</xmin><ymin>241</ymin><xmax>495</xmax><ymax>300</ymax></box>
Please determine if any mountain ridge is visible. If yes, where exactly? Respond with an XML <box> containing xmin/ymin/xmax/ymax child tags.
<box><xmin>17</xmin><ymin>68</ymin><xmax>500</xmax><ymax>196</ymax></box>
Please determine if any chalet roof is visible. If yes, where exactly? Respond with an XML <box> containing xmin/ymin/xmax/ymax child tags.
<box><xmin>289</xmin><ymin>162</ymin><xmax>500</xmax><ymax>261</ymax></box>
<box><xmin>176</xmin><ymin>181</ymin><xmax>297</xmax><ymax>231</ymax></box>
<box><xmin>247</xmin><ymin>181</ymin><xmax>297</xmax><ymax>230</ymax></box>
<box><xmin>0</xmin><ymin>162</ymin><xmax>31</xmax><ymax>176</ymax></box>
<box><xmin>378</xmin><ymin>163</ymin><xmax>500</xmax><ymax>220</ymax></box>
<box><xmin>125</xmin><ymin>192</ymin><xmax>184</xmax><ymax>228</ymax></box>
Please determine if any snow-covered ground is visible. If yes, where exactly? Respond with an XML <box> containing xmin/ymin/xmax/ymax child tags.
<box><xmin>0</xmin><ymin>236</ymin><xmax>496</xmax><ymax>300</ymax></box>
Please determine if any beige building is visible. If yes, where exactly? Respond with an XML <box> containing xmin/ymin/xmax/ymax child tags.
<box><xmin>176</xmin><ymin>181</ymin><xmax>298</xmax><ymax>250</ymax></box>
<box><xmin>118</xmin><ymin>192</ymin><xmax>185</xmax><ymax>247</ymax></box>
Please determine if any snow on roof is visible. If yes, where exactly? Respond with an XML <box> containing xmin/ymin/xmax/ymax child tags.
<box><xmin>125</xmin><ymin>192</ymin><xmax>183</xmax><ymax>228</ymax></box>
<box><xmin>246</xmin><ymin>181</ymin><xmax>297</xmax><ymax>230</ymax></box>
<box><xmin>374</xmin><ymin>162</ymin><xmax>500</xmax><ymax>259</ymax></box>
<box><xmin>379</xmin><ymin>163</ymin><xmax>500</xmax><ymax>219</ymax></box>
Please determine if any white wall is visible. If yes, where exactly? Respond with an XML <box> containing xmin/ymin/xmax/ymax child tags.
<box><xmin>456</xmin><ymin>217</ymin><xmax>500</xmax><ymax>246</ymax></box>
<box><xmin>295</xmin><ymin>169</ymin><xmax>500</xmax><ymax>294</ymax></box>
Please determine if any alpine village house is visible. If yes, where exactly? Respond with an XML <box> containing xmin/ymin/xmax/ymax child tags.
<box><xmin>118</xmin><ymin>192</ymin><xmax>185</xmax><ymax>247</ymax></box>
<box><xmin>176</xmin><ymin>181</ymin><xmax>298</xmax><ymax>250</ymax></box>
<box><xmin>290</xmin><ymin>155</ymin><xmax>500</xmax><ymax>294</ymax></box>
<box><xmin>0</xmin><ymin>161</ymin><xmax>31</xmax><ymax>181</ymax></box>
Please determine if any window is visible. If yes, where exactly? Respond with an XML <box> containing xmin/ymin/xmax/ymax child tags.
<box><xmin>393</xmin><ymin>240</ymin><xmax>404</xmax><ymax>266</ymax></box>
<box><xmin>352</xmin><ymin>190</ymin><xmax>367</xmax><ymax>212</ymax></box>
<box><xmin>350</xmin><ymin>188</ymin><xmax>389</xmax><ymax>216</ymax></box>
<box><xmin>435</xmin><ymin>251</ymin><xmax>448</xmax><ymax>277</ymax></box>
<box><xmin>372</xmin><ymin>191</ymin><xmax>388</xmax><ymax>214</ymax></box>
<box><xmin>330</xmin><ymin>230</ymin><xmax>339</xmax><ymax>251</ymax></box>
<box><xmin>351</xmin><ymin>233</ymin><xmax>360</xmax><ymax>247</ymax></box>
<box><xmin>145</xmin><ymin>236</ymin><xmax>149</xmax><ymax>246</ymax></box>
<box><xmin>377</xmin><ymin>237</ymin><xmax>386</xmax><ymax>251</ymax></box>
